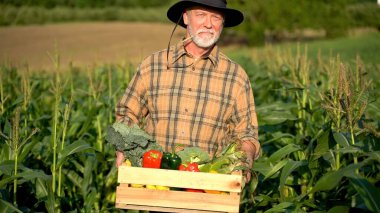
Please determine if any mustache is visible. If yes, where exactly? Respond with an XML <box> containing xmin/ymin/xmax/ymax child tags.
<box><xmin>196</xmin><ymin>29</ymin><xmax>215</xmax><ymax>35</ymax></box>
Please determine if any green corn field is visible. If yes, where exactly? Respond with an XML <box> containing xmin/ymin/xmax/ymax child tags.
<box><xmin>1</xmin><ymin>39</ymin><xmax>379</xmax><ymax>213</ymax></box>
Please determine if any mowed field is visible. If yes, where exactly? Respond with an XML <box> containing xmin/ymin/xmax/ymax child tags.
<box><xmin>0</xmin><ymin>22</ymin><xmax>185</xmax><ymax>70</ymax></box>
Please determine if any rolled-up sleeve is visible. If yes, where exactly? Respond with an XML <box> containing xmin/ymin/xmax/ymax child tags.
<box><xmin>231</xmin><ymin>79</ymin><xmax>260</xmax><ymax>159</ymax></box>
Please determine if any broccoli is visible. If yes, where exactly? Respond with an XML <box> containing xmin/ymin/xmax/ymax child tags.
<box><xmin>105</xmin><ymin>123</ymin><xmax>163</xmax><ymax>167</ymax></box>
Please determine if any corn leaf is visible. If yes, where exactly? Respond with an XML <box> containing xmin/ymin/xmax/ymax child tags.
<box><xmin>311</xmin><ymin>160</ymin><xmax>370</xmax><ymax>193</ymax></box>
<box><xmin>0</xmin><ymin>169</ymin><xmax>50</xmax><ymax>189</ymax></box>
<box><xmin>63</xmin><ymin>168</ymin><xmax>83</xmax><ymax>189</ymax></box>
<box><xmin>57</xmin><ymin>140</ymin><xmax>92</xmax><ymax>168</ymax></box>
<box><xmin>253</xmin><ymin>160</ymin><xmax>272</xmax><ymax>176</ymax></box>
<box><xmin>313</xmin><ymin>130</ymin><xmax>331</xmax><ymax>158</ymax></box>
<box><xmin>259</xmin><ymin>111</ymin><xmax>297</xmax><ymax>125</ymax></box>
<box><xmin>279</xmin><ymin>160</ymin><xmax>307</xmax><ymax>200</ymax></box>
<box><xmin>19</xmin><ymin>169</ymin><xmax>51</xmax><ymax>182</ymax></box>
<box><xmin>82</xmin><ymin>155</ymin><xmax>96</xmax><ymax>195</ymax></box>
<box><xmin>327</xmin><ymin>206</ymin><xmax>349</xmax><ymax>213</ymax></box>
<box><xmin>35</xmin><ymin>178</ymin><xmax>48</xmax><ymax>199</ymax></box>
<box><xmin>257</xmin><ymin>102</ymin><xmax>297</xmax><ymax>125</ymax></box>
<box><xmin>333</xmin><ymin>132</ymin><xmax>350</xmax><ymax>148</ymax></box>
<box><xmin>366</xmin><ymin>151</ymin><xmax>380</xmax><ymax>163</ymax></box>
<box><xmin>35</xmin><ymin>177</ymin><xmax>55</xmax><ymax>213</ymax></box>
<box><xmin>336</xmin><ymin>146</ymin><xmax>362</xmax><ymax>154</ymax></box>
<box><xmin>84</xmin><ymin>188</ymin><xmax>97</xmax><ymax>212</ymax></box>
<box><xmin>262</xmin><ymin>132</ymin><xmax>295</xmax><ymax>145</ymax></box>
<box><xmin>18</xmin><ymin>139</ymin><xmax>39</xmax><ymax>163</ymax></box>
<box><xmin>249</xmin><ymin>172</ymin><xmax>259</xmax><ymax>195</ymax></box>
<box><xmin>269</xmin><ymin>144</ymin><xmax>301</xmax><ymax>163</ymax></box>
<box><xmin>0</xmin><ymin>176</ymin><xmax>16</xmax><ymax>190</ymax></box>
<box><xmin>264</xmin><ymin>202</ymin><xmax>294</xmax><ymax>213</ymax></box>
<box><xmin>348</xmin><ymin>175</ymin><xmax>380</xmax><ymax>213</ymax></box>
<box><xmin>0</xmin><ymin>199</ymin><xmax>22</xmax><ymax>213</ymax></box>
<box><xmin>263</xmin><ymin>159</ymin><xmax>288</xmax><ymax>181</ymax></box>
<box><xmin>311</xmin><ymin>169</ymin><xmax>345</xmax><ymax>193</ymax></box>
<box><xmin>0</xmin><ymin>160</ymin><xmax>17</xmax><ymax>175</ymax></box>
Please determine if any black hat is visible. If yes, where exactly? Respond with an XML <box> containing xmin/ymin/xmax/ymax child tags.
<box><xmin>167</xmin><ymin>0</ymin><xmax>244</xmax><ymax>28</ymax></box>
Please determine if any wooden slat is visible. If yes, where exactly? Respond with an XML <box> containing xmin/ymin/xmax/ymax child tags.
<box><xmin>116</xmin><ymin>186</ymin><xmax>240</xmax><ymax>213</ymax></box>
<box><xmin>118</xmin><ymin>166</ymin><xmax>242</xmax><ymax>192</ymax></box>
<box><xmin>115</xmin><ymin>204</ymin><xmax>223</xmax><ymax>213</ymax></box>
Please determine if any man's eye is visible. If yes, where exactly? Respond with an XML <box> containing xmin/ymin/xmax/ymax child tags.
<box><xmin>212</xmin><ymin>15</ymin><xmax>223</xmax><ymax>23</ymax></box>
<box><xmin>213</xmin><ymin>16</ymin><xmax>222</xmax><ymax>21</ymax></box>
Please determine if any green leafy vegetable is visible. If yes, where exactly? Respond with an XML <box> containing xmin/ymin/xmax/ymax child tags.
<box><xmin>177</xmin><ymin>147</ymin><xmax>209</xmax><ymax>164</ymax></box>
<box><xmin>105</xmin><ymin>123</ymin><xmax>163</xmax><ymax>167</ymax></box>
<box><xmin>199</xmin><ymin>142</ymin><xmax>248</xmax><ymax>174</ymax></box>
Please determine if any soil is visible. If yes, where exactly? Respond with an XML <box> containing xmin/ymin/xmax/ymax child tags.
<box><xmin>0</xmin><ymin>22</ymin><xmax>186</xmax><ymax>70</ymax></box>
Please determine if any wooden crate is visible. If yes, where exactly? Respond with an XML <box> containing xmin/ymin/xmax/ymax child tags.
<box><xmin>116</xmin><ymin>166</ymin><xmax>243</xmax><ymax>213</ymax></box>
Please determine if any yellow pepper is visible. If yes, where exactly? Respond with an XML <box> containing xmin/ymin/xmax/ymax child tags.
<box><xmin>122</xmin><ymin>159</ymin><xmax>132</xmax><ymax>167</ymax></box>
<box><xmin>146</xmin><ymin>185</ymin><xmax>157</xmax><ymax>189</ymax></box>
<box><xmin>131</xmin><ymin>184</ymin><xmax>145</xmax><ymax>188</ymax></box>
<box><xmin>156</xmin><ymin>185</ymin><xmax>170</xmax><ymax>190</ymax></box>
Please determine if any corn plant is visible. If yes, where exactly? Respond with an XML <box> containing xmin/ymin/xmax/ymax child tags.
<box><xmin>0</xmin><ymin>107</ymin><xmax>39</xmax><ymax>206</ymax></box>
<box><xmin>237</xmin><ymin>45</ymin><xmax>380</xmax><ymax>213</ymax></box>
<box><xmin>1</xmin><ymin>42</ymin><xmax>379</xmax><ymax>213</ymax></box>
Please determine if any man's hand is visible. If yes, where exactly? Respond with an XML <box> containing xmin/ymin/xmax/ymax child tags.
<box><xmin>115</xmin><ymin>150</ymin><xmax>125</xmax><ymax>167</ymax></box>
<box><xmin>241</xmin><ymin>141</ymin><xmax>256</xmax><ymax>184</ymax></box>
<box><xmin>243</xmin><ymin>158</ymin><xmax>253</xmax><ymax>183</ymax></box>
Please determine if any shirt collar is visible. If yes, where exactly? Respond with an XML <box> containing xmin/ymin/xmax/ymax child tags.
<box><xmin>169</xmin><ymin>40</ymin><xmax>220</xmax><ymax>68</ymax></box>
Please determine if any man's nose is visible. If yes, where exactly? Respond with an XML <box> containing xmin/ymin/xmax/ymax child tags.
<box><xmin>203</xmin><ymin>15</ymin><xmax>212</xmax><ymax>28</ymax></box>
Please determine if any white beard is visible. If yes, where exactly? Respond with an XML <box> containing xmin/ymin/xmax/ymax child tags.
<box><xmin>188</xmin><ymin>24</ymin><xmax>222</xmax><ymax>48</ymax></box>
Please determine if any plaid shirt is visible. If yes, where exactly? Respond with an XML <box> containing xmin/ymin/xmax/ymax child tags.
<box><xmin>116</xmin><ymin>41</ymin><xmax>260</xmax><ymax>158</ymax></box>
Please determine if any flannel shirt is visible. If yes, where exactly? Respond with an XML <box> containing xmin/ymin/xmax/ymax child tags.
<box><xmin>116</xmin><ymin>41</ymin><xmax>260</xmax><ymax>158</ymax></box>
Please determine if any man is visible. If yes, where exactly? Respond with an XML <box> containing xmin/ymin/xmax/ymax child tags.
<box><xmin>115</xmin><ymin>0</ymin><xmax>260</xmax><ymax>182</ymax></box>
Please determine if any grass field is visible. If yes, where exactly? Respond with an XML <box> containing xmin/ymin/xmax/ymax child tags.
<box><xmin>227</xmin><ymin>31</ymin><xmax>380</xmax><ymax>67</ymax></box>
<box><xmin>0</xmin><ymin>22</ymin><xmax>185</xmax><ymax>70</ymax></box>
<box><xmin>1</xmin><ymin>23</ymin><xmax>379</xmax><ymax>71</ymax></box>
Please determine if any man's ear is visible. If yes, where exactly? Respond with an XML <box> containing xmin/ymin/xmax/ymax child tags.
<box><xmin>183</xmin><ymin>11</ymin><xmax>189</xmax><ymax>25</ymax></box>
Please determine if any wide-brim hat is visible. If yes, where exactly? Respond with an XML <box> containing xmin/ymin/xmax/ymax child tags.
<box><xmin>167</xmin><ymin>0</ymin><xmax>244</xmax><ymax>28</ymax></box>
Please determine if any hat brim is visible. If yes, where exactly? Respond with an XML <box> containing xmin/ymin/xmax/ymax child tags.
<box><xmin>167</xmin><ymin>1</ymin><xmax>244</xmax><ymax>28</ymax></box>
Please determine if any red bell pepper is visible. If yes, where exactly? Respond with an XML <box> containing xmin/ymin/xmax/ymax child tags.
<box><xmin>179</xmin><ymin>162</ymin><xmax>200</xmax><ymax>172</ymax></box>
<box><xmin>142</xmin><ymin>150</ymin><xmax>163</xmax><ymax>168</ymax></box>
<box><xmin>179</xmin><ymin>162</ymin><xmax>204</xmax><ymax>193</ymax></box>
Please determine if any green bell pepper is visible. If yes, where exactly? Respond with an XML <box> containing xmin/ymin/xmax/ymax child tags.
<box><xmin>160</xmin><ymin>152</ymin><xmax>182</xmax><ymax>170</ymax></box>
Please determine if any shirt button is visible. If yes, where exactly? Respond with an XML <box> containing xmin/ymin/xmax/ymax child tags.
<box><xmin>188</xmin><ymin>88</ymin><xmax>192</xmax><ymax>91</ymax></box>
<box><xmin>185</xmin><ymin>108</ymin><xmax>188</xmax><ymax>112</ymax></box>
<box><xmin>192</xmin><ymin>66</ymin><xmax>195</xmax><ymax>71</ymax></box>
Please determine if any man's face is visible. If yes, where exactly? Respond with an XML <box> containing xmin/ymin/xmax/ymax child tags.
<box><xmin>184</xmin><ymin>7</ymin><xmax>224</xmax><ymax>48</ymax></box>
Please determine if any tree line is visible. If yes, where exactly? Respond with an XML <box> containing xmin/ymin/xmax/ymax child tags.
<box><xmin>1</xmin><ymin>0</ymin><xmax>379</xmax><ymax>45</ymax></box>
<box><xmin>0</xmin><ymin>0</ymin><xmax>174</xmax><ymax>8</ymax></box>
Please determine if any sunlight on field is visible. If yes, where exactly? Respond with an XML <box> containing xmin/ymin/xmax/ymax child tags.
<box><xmin>0</xmin><ymin>22</ymin><xmax>185</xmax><ymax>70</ymax></box>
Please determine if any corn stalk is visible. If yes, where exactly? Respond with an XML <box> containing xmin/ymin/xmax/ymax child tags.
<box><xmin>0</xmin><ymin>107</ymin><xmax>39</xmax><ymax>206</ymax></box>
<box><xmin>57</xmin><ymin>95</ymin><xmax>73</xmax><ymax>198</ymax></box>
<box><xmin>322</xmin><ymin>59</ymin><xmax>370</xmax><ymax>173</ymax></box>
<box><xmin>48</xmin><ymin>49</ymin><xmax>64</xmax><ymax>201</ymax></box>
<box><xmin>86</xmin><ymin>67</ymin><xmax>105</xmax><ymax>152</ymax></box>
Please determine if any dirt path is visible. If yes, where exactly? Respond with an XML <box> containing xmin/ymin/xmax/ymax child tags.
<box><xmin>0</xmin><ymin>22</ymin><xmax>185</xmax><ymax>70</ymax></box>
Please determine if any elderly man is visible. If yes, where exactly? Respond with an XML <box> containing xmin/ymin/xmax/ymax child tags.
<box><xmin>115</xmin><ymin>0</ymin><xmax>260</xmax><ymax>182</ymax></box>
